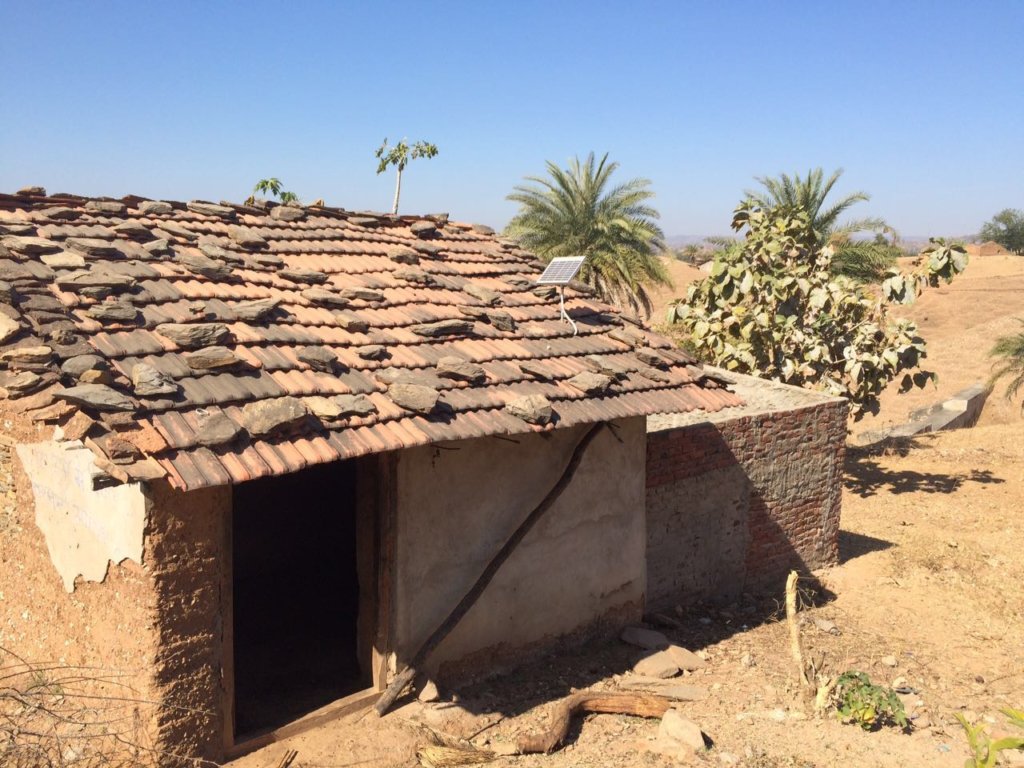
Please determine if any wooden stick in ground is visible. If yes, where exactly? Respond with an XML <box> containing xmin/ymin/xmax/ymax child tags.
<box><xmin>274</xmin><ymin>749</ymin><xmax>298</xmax><ymax>768</ymax></box>
<box><xmin>374</xmin><ymin>422</ymin><xmax>608</xmax><ymax>716</ymax></box>
<box><xmin>785</xmin><ymin>570</ymin><xmax>810</xmax><ymax>689</ymax></box>
<box><xmin>516</xmin><ymin>692</ymin><xmax>674</xmax><ymax>754</ymax></box>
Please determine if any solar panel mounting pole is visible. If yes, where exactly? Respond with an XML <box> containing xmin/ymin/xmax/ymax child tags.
<box><xmin>536</xmin><ymin>255</ymin><xmax>587</xmax><ymax>338</ymax></box>
<box><xmin>559</xmin><ymin>285</ymin><xmax>579</xmax><ymax>336</ymax></box>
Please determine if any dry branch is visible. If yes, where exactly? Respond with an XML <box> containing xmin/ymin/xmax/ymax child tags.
<box><xmin>785</xmin><ymin>571</ymin><xmax>810</xmax><ymax>689</ymax></box>
<box><xmin>374</xmin><ymin>423</ymin><xmax>608</xmax><ymax>716</ymax></box>
<box><xmin>516</xmin><ymin>691</ymin><xmax>673</xmax><ymax>754</ymax></box>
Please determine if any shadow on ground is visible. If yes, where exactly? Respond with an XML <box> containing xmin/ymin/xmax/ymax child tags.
<box><xmin>844</xmin><ymin>442</ymin><xmax>1005</xmax><ymax>498</ymax></box>
<box><xmin>838</xmin><ymin>530</ymin><xmax>893</xmax><ymax>564</ymax></box>
<box><xmin>422</xmin><ymin>576</ymin><xmax>836</xmax><ymax>721</ymax></box>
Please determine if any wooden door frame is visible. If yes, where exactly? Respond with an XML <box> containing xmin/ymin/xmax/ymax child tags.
<box><xmin>221</xmin><ymin>452</ymin><xmax>398</xmax><ymax>759</ymax></box>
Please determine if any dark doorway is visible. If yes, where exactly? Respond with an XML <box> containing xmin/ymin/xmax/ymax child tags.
<box><xmin>231</xmin><ymin>460</ymin><xmax>366</xmax><ymax>737</ymax></box>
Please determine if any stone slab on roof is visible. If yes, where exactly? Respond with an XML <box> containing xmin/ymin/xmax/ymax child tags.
<box><xmin>0</xmin><ymin>190</ymin><xmax>743</xmax><ymax>491</ymax></box>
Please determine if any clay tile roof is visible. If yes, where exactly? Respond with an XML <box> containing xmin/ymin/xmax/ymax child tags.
<box><xmin>0</xmin><ymin>191</ymin><xmax>743</xmax><ymax>490</ymax></box>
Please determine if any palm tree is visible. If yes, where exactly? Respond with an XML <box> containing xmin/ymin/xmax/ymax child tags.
<box><xmin>991</xmin><ymin>321</ymin><xmax>1024</xmax><ymax>409</ymax></box>
<box><xmin>746</xmin><ymin>168</ymin><xmax>896</xmax><ymax>280</ymax></box>
<box><xmin>505</xmin><ymin>152</ymin><xmax>670</xmax><ymax>314</ymax></box>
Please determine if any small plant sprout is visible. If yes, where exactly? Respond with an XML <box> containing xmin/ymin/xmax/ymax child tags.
<box><xmin>957</xmin><ymin>708</ymin><xmax>1024</xmax><ymax>768</ymax></box>
<box><xmin>833</xmin><ymin>671</ymin><xmax>908</xmax><ymax>731</ymax></box>
<box><xmin>375</xmin><ymin>137</ymin><xmax>439</xmax><ymax>215</ymax></box>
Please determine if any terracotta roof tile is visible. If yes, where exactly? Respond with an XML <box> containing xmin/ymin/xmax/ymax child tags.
<box><xmin>0</xmin><ymin>191</ymin><xmax>743</xmax><ymax>490</ymax></box>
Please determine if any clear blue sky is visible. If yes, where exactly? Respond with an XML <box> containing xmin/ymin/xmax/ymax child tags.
<box><xmin>2</xmin><ymin>1</ymin><xmax>1021</xmax><ymax>238</ymax></box>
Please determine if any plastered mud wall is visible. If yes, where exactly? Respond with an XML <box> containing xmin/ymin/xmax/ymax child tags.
<box><xmin>393</xmin><ymin>417</ymin><xmax>647</xmax><ymax>678</ymax></box>
<box><xmin>0</xmin><ymin>413</ymin><xmax>162</xmax><ymax>762</ymax></box>
<box><xmin>646</xmin><ymin>397</ymin><xmax>846</xmax><ymax>608</ymax></box>
<box><xmin>16</xmin><ymin>440</ymin><xmax>148</xmax><ymax>591</ymax></box>
<box><xmin>1</xmin><ymin>408</ymin><xmax>231</xmax><ymax>765</ymax></box>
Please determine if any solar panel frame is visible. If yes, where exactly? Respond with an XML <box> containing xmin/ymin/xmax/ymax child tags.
<box><xmin>535</xmin><ymin>255</ymin><xmax>586</xmax><ymax>285</ymax></box>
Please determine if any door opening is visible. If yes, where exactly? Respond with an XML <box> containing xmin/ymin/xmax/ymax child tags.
<box><xmin>231</xmin><ymin>459</ymin><xmax>366</xmax><ymax>737</ymax></box>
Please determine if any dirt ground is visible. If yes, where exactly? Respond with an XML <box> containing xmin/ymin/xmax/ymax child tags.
<box><xmin>229</xmin><ymin>421</ymin><xmax>1023</xmax><ymax>768</ymax></box>
<box><xmin>230</xmin><ymin>255</ymin><xmax>1024</xmax><ymax>768</ymax></box>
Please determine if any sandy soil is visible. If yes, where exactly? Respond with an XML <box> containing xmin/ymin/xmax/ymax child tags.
<box><xmin>644</xmin><ymin>256</ymin><xmax>705</xmax><ymax>324</ymax></box>
<box><xmin>856</xmin><ymin>254</ymin><xmax>1024</xmax><ymax>434</ymax></box>
<box><xmin>228</xmin><ymin>255</ymin><xmax>1024</xmax><ymax>768</ymax></box>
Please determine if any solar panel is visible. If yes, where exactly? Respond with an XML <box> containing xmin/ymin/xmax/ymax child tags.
<box><xmin>536</xmin><ymin>256</ymin><xmax>586</xmax><ymax>285</ymax></box>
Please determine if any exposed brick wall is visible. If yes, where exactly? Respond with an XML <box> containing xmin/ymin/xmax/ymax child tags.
<box><xmin>645</xmin><ymin>399</ymin><xmax>846</xmax><ymax>608</ymax></box>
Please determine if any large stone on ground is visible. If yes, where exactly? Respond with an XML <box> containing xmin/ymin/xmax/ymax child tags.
<box><xmin>388</xmin><ymin>383</ymin><xmax>439</xmax><ymax>415</ymax></box>
<box><xmin>56</xmin><ymin>384</ymin><xmax>136</xmax><ymax>412</ymax></box>
<box><xmin>156</xmin><ymin>322</ymin><xmax>231</xmax><ymax>349</ymax></box>
<box><xmin>666</xmin><ymin>644</ymin><xmax>706</xmax><ymax>671</ymax></box>
<box><xmin>131</xmin><ymin>364</ymin><xmax>179</xmax><ymax>396</ymax></box>
<box><xmin>195</xmin><ymin>411</ymin><xmax>245</xmax><ymax>447</ymax></box>
<box><xmin>505</xmin><ymin>394</ymin><xmax>553</xmax><ymax>425</ymax></box>
<box><xmin>633</xmin><ymin>651</ymin><xmax>680</xmax><ymax>679</ymax></box>
<box><xmin>410</xmin><ymin>319</ymin><xmax>474</xmax><ymax>338</ymax></box>
<box><xmin>436</xmin><ymin>356</ymin><xmax>486</xmax><ymax>385</ymax></box>
<box><xmin>655</xmin><ymin>710</ymin><xmax>706</xmax><ymax>757</ymax></box>
<box><xmin>241</xmin><ymin>396</ymin><xmax>308</xmax><ymax>436</ymax></box>
<box><xmin>621</xmin><ymin>626</ymin><xmax>669</xmax><ymax>650</ymax></box>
